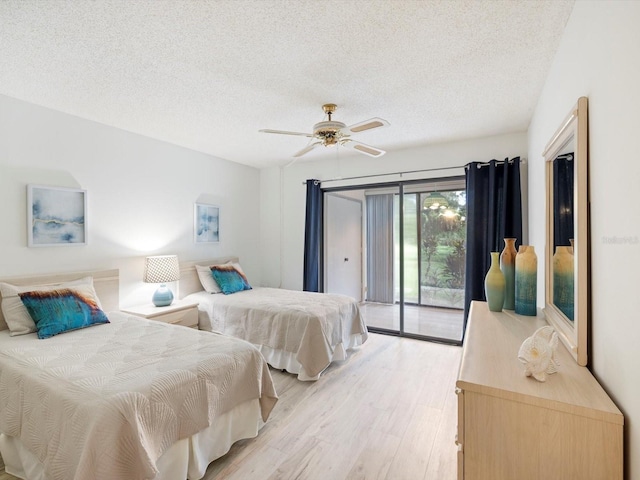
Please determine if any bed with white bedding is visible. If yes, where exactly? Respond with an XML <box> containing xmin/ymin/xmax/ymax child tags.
<box><xmin>180</xmin><ymin>258</ymin><xmax>368</xmax><ymax>381</ymax></box>
<box><xmin>0</xmin><ymin>269</ymin><xmax>278</xmax><ymax>480</ymax></box>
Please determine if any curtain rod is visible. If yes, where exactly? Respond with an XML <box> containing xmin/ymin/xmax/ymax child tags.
<box><xmin>301</xmin><ymin>157</ymin><xmax>524</xmax><ymax>185</ymax></box>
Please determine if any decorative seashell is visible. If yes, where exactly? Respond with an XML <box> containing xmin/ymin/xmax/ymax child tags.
<box><xmin>517</xmin><ymin>326</ymin><xmax>559</xmax><ymax>382</ymax></box>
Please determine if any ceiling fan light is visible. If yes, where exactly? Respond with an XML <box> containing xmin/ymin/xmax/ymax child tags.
<box><xmin>260</xmin><ymin>104</ymin><xmax>388</xmax><ymax>159</ymax></box>
<box><xmin>313</xmin><ymin>120</ymin><xmax>346</xmax><ymax>134</ymax></box>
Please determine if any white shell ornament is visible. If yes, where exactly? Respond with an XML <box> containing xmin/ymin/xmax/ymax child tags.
<box><xmin>517</xmin><ymin>326</ymin><xmax>559</xmax><ymax>382</ymax></box>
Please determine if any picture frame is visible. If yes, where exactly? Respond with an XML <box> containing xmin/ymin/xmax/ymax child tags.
<box><xmin>27</xmin><ymin>184</ymin><xmax>87</xmax><ymax>247</ymax></box>
<box><xmin>194</xmin><ymin>203</ymin><xmax>220</xmax><ymax>243</ymax></box>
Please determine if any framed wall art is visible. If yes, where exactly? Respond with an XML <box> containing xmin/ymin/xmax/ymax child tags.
<box><xmin>27</xmin><ymin>185</ymin><xmax>87</xmax><ymax>247</ymax></box>
<box><xmin>194</xmin><ymin>203</ymin><xmax>220</xmax><ymax>243</ymax></box>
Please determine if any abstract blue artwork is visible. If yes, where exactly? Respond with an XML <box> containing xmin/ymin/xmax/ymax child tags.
<box><xmin>194</xmin><ymin>203</ymin><xmax>220</xmax><ymax>243</ymax></box>
<box><xmin>28</xmin><ymin>185</ymin><xmax>87</xmax><ymax>247</ymax></box>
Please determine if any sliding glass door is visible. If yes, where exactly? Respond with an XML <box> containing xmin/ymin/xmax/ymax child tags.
<box><xmin>324</xmin><ymin>178</ymin><xmax>466</xmax><ymax>344</ymax></box>
<box><xmin>403</xmin><ymin>185</ymin><xmax>466</xmax><ymax>341</ymax></box>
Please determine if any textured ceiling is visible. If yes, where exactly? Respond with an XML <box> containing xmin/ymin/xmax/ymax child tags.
<box><xmin>0</xmin><ymin>0</ymin><xmax>575</xmax><ymax>168</ymax></box>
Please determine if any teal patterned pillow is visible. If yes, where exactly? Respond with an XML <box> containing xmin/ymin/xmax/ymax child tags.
<box><xmin>19</xmin><ymin>288</ymin><xmax>110</xmax><ymax>339</ymax></box>
<box><xmin>210</xmin><ymin>265</ymin><xmax>252</xmax><ymax>295</ymax></box>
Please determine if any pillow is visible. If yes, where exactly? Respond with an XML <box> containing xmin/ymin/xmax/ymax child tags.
<box><xmin>0</xmin><ymin>277</ymin><xmax>101</xmax><ymax>336</ymax></box>
<box><xmin>210</xmin><ymin>264</ymin><xmax>252</xmax><ymax>295</ymax></box>
<box><xmin>195</xmin><ymin>261</ymin><xmax>247</xmax><ymax>294</ymax></box>
<box><xmin>228</xmin><ymin>261</ymin><xmax>246</xmax><ymax>277</ymax></box>
<box><xmin>195</xmin><ymin>264</ymin><xmax>222</xmax><ymax>294</ymax></box>
<box><xmin>18</xmin><ymin>286</ymin><xmax>110</xmax><ymax>339</ymax></box>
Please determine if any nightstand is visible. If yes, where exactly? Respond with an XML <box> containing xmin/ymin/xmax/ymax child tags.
<box><xmin>122</xmin><ymin>300</ymin><xmax>199</xmax><ymax>328</ymax></box>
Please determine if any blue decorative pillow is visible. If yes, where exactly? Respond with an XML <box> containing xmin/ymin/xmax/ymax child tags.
<box><xmin>210</xmin><ymin>265</ymin><xmax>252</xmax><ymax>295</ymax></box>
<box><xmin>19</xmin><ymin>288</ymin><xmax>110</xmax><ymax>339</ymax></box>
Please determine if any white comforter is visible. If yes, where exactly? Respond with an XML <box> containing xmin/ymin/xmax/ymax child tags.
<box><xmin>0</xmin><ymin>312</ymin><xmax>278</xmax><ymax>480</ymax></box>
<box><xmin>186</xmin><ymin>288</ymin><xmax>368</xmax><ymax>379</ymax></box>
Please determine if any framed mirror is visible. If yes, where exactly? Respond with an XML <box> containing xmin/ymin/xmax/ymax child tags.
<box><xmin>543</xmin><ymin>97</ymin><xmax>588</xmax><ymax>366</ymax></box>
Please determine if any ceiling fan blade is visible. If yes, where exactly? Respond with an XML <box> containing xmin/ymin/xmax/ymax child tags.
<box><xmin>341</xmin><ymin>117</ymin><xmax>390</xmax><ymax>135</ymax></box>
<box><xmin>341</xmin><ymin>139</ymin><xmax>386</xmax><ymax>157</ymax></box>
<box><xmin>259</xmin><ymin>129</ymin><xmax>313</xmax><ymax>137</ymax></box>
<box><xmin>293</xmin><ymin>142</ymin><xmax>322</xmax><ymax>158</ymax></box>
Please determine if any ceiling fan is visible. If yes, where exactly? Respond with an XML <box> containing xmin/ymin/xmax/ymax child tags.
<box><xmin>259</xmin><ymin>104</ymin><xmax>390</xmax><ymax>158</ymax></box>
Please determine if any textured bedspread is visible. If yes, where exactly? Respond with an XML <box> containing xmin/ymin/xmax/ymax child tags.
<box><xmin>0</xmin><ymin>312</ymin><xmax>278</xmax><ymax>480</ymax></box>
<box><xmin>190</xmin><ymin>288</ymin><xmax>368</xmax><ymax>378</ymax></box>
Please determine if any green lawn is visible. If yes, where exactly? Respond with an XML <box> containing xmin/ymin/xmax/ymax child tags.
<box><xmin>393</xmin><ymin>192</ymin><xmax>465</xmax><ymax>309</ymax></box>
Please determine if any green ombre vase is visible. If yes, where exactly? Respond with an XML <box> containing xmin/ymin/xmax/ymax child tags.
<box><xmin>484</xmin><ymin>252</ymin><xmax>506</xmax><ymax>312</ymax></box>
<box><xmin>515</xmin><ymin>245</ymin><xmax>537</xmax><ymax>316</ymax></box>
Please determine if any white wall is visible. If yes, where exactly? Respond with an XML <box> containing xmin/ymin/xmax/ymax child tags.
<box><xmin>527</xmin><ymin>1</ymin><xmax>640</xmax><ymax>475</ymax></box>
<box><xmin>0</xmin><ymin>95</ymin><xmax>261</xmax><ymax>308</ymax></box>
<box><xmin>260</xmin><ymin>131</ymin><xmax>527</xmax><ymax>291</ymax></box>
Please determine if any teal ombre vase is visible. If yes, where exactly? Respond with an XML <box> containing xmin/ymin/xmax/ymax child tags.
<box><xmin>484</xmin><ymin>252</ymin><xmax>506</xmax><ymax>312</ymax></box>
<box><xmin>500</xmin><ymin>238</ymin><xmax>517</xmax><ymax>310</ymax></box>
<box><xmin>553</xmin><ymin>246</ymin><xmax>574</xmax><ymax>320</ymax></box>
<box><xmin>515</xmin><ymin>246</ymin><xmax>537</xmax><ymax>316</ymax></box>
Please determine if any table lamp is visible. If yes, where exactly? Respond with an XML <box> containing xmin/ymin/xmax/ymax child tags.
<box><xmin>143</xmin><ymin>255</ymin><xmax>180</xmax><ymax>307</ymax></box>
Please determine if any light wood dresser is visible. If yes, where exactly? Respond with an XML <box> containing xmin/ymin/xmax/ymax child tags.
<box><xmin>456</xmin><ymin>301</ymin><xmax>623</xmax><ymax>479</ymax></box>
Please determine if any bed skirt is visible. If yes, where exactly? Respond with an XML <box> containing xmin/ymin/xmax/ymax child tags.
<box><xmin>259</xmin><ymin>332</ymin><xmax>366</xmax><ymax>381</ymax></box>
<box><xmin>0</xmin><ymin>398</ymin><xmax>263</xmax><ymax>480</ymax></box>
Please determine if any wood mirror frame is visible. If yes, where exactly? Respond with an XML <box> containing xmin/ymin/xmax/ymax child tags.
<box><xmin>543</xmin><ymin>97</ymin><xmax>589</xmax><ymax>366</ymax></box>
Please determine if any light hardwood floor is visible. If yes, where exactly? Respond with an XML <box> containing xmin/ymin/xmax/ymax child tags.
<box><xmin>0</xmin><ymin>333</ymin><xmax>461</xmax><ymax>480</ymax></box>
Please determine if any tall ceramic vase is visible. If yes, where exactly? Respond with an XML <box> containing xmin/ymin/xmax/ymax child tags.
<box><xmin>553</xmin><ymin>246</ymin><xmax>574</xmax><ymax>321</ymax></box>
<box><xmin>484</xmin><ymin>252</ymin><xmax>505</xmax><ymax>312</ymax></box>
<box><xmin>500</xmin><ymin>238</ymin><xmax>517</xmax><ymax>310</ymax></box>
<box><xmin>515</xmin><ymin>246</ymin><xmax>537</xmax><ymax>316</ymax></box>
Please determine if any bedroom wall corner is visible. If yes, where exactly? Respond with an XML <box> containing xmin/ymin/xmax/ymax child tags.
<box><xmin>259</xmin><ymin>165</ymin><xmax>283</xmax><ymax>288</ymax></box>
<box><xmin>0</xmin><ymin>95</ymin><xmax>261</xmax><ymax>308</ymax></box>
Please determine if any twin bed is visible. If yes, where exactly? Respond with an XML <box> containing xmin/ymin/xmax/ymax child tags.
<box><xmin>0</xmin><ymin>259</ymin><xmax>367</xmax><ymax>479</ymax></box>
<box><xmin>179</xmin><ymin>257</ymin><xmax>369</xmax><ymax>381</ymax></box>
<box><xmin>0</xmin><ymin>269</ymin><xmax>277</xmax><ymax>480</ymax></box>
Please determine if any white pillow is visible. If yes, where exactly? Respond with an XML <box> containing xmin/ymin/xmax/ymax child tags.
<box><xmin>0</xmin><ymin>277</ymin><xmax>101</xmax><ymax>336</ymax></box>
<box><xmin>229</xmin><ymin>261</ymin><xmax>246</xmax><ymax>276</ymax></box>
<box><xmin>195</xmin><ymin>261</ymin><xmax>247</xmax><ymax>294</ymax></box>
<box><xmin>195</xmin><ymin>264</ymin><xmax>221</xmax><ymax>294</ymax></box>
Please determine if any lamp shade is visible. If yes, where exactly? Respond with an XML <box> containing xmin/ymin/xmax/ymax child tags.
<box><xmin>143</xmin><ymin>255</ymin><xmax>180</xmax><ymax>307</ymax></box>
<box><xmin>143</xmin><ymin>255</ymin><xmax>180</xmax><ymax>284</ymax></box>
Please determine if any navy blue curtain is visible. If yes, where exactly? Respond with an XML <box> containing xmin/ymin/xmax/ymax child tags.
<box><xmin>463</xmin><ymin>158</ymin><xmax>522</xmax><ymax>334</ymax></box>
<box><xmin>303</xmin><ymin>179</ymin><xmax>323</xmax><ymax>292</ymax></box>
<box><xmin>553</xmin><ymin>153</ymin><xmax>574</xmax><ymax>249</ymax></box>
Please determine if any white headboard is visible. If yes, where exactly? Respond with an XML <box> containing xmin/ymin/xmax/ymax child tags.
<box><xmin>178</xmin><ymin>257</ymin><xmax>239</xmax><ymax>299</ymax></box>
<box><xmin>0</xmin><ymin>269</ymin><xmax>120</xmax><ymax>331</ymax></box>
